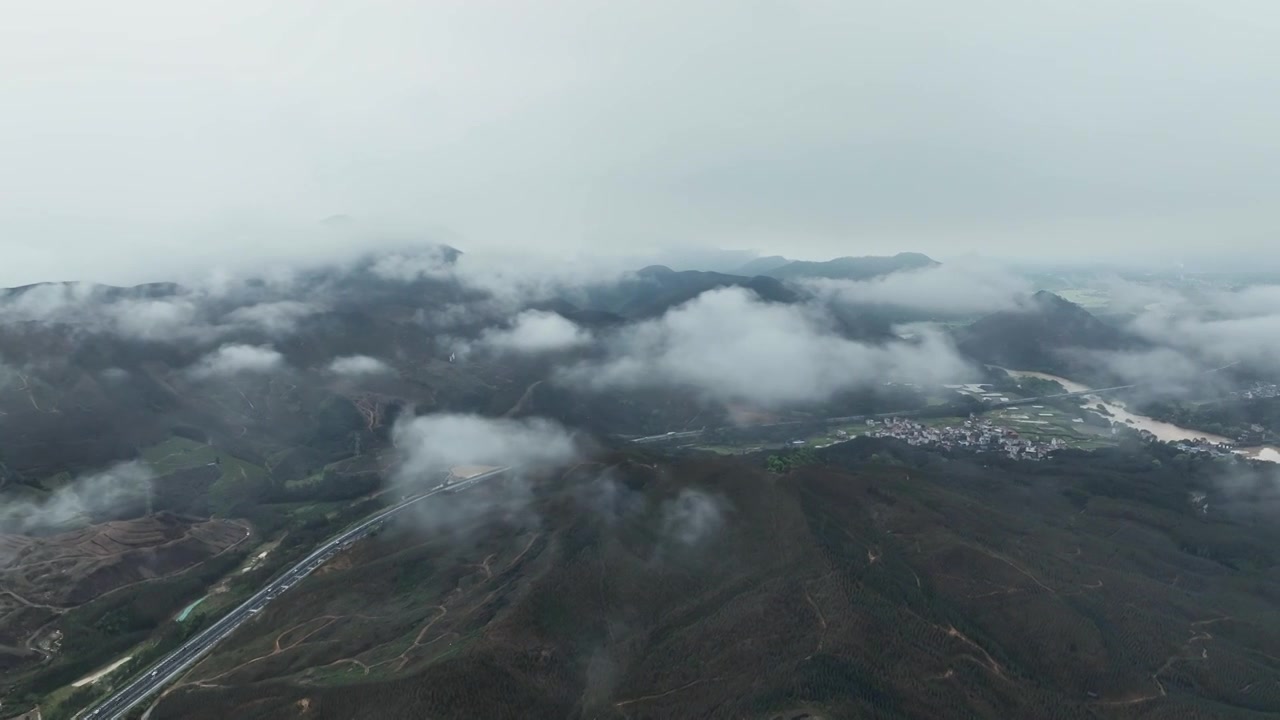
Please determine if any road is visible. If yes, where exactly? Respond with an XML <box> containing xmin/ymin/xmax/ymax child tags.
<box><xmin>80</xmin><ymin>466</ymin><xmax>510</xmax><ymax>720</ymax></box>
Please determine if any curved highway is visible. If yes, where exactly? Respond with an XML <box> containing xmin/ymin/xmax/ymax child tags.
<box><xmin>80</xmin><ymin>466</ymin><xmax>509</xmax><ymax>720</ymax></box>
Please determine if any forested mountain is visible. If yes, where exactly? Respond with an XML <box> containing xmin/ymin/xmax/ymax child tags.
<box><xmin>763</xmin><ymin>252</ymin><xmax>938</xmax><ymax>281</ymax></box>
<box><xmin>955</xmin><ymin>291</ymin><xmax>1140</xmax><ymax>377</ymax></box>
<box><xmin>140</xmin><ymin>439</ymin><xmax>1280</xmax><ymax>719</ymax></box>
<box><xmin>566</xmin><ymin>265</ymin><xmax>798</xmax><ymax>319</ymax></box>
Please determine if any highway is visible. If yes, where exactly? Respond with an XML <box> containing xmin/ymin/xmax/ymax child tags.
<box><xmin>80</xmin><ymin>466</ymin><xmax>510</xmax><ymax>720</ymax></box>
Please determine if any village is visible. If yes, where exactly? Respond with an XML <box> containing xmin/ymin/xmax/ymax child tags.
<box><xmin>1229</xmin><ymin>381</ymin><xmax>1280</xmax><ymax>401</ymax></box>
<box><xmin>856</xmin><ymin>417</ymin><xmax>1065</xmax><ymax>460</ymax></box>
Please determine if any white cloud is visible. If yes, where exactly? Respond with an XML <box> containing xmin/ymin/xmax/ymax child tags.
<box><xmin>0</xmin><ymin>461</ymin><xmax>153</xmax><ymax>533</ymax></box>
<box><xmin>660</xmin><ymin>489</ymin><xmax>727</xmax><ymax>547</ymax></box>
<box><xmin>225</xmin><ymin>300</ymin><xmax>320</xmax><ymax>335</ymax></box>
<box><xmin>479</xmin><ymin>310</ymin><xmax>591</xmax><ymax>353</ymax></box>
<box><xmin>108</xmin><ymin>297</ymin><xmax>206</xmax><ymax>340</ymax></box>
<box><xmin>189</xmin><ymin>344</ymin><xmax>285</xmax><ymax>378</ymax></box>
<box><xmin>564</xmin><ymin>286</ymin><xmax>971</xmax><ymax>407</ymax></box>
<box><xmin>391</xmin><ymin>413</ymin><xmax>579</xmax><ymax>483</ymax></box>
<box><xmin>806</xmin><ymin>260</ymin><xmax>1032</xmax><ymax>316</ymax></box>
<box><xmin>328</xmin><ymin>355</ymin><xmax>393</xmax><ymax>376</ymax></box>
<box><xmin>1124</xmin><ymin>284</ymin><xmax>1280</xmax><ymax>370</ymax></box>
<box><xmin>7</xmin><ymin>1</ymin><xmax>1279</xmax><ymax>288</ymax></box>
<box><xmin>368</xmin><ymin>248</ymin><xmax>457</xmax><ymax>283</ymax></box>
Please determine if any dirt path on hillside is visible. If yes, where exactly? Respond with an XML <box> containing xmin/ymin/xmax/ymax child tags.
<box><xmin>615</xmin><ymin>677</ymin><xmax>726</xmax><ymax>709</ymax></box>
<box><xmin>502</xmin><ymin>381</ymin><xmax>543</xmax><ymax>417</ymax></box>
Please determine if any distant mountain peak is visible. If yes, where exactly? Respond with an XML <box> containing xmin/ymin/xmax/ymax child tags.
<box><xmin>955</xmin><ymin>289</ymin><xmax>1139</xmax><ymax>377</ymax></box>
<box><xmin>1028</xmin><ymin>290</ymin><xmax>1090</xmax><ymax>314</ymax></box>
<box><xmin>764</xmin><ymin>252</ymin><xmax>938</xmax><ymax>281</ymax></box>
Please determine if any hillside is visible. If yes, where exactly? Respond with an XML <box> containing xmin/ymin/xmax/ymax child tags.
<box><xmin>0</xmin><ymin>514</ymin><xmax>247</xmax><ymax>608</ymax></box>
<box><xmin>955</xmin><ymin>291</ymin><xmax>1138</xmax><ymax>377</ymax></box>
<box><xmin>0</xmin><ymin>514</ymin><xmax>248</xmax><ymax>674</ymax></box>
<box><xmin>139</xmin><ymin>440</ymin><xmax>1280</xmax><ymax>720</ymax></box>
<box><xmin>733</xmin><ymin>255</ymin><xmax>793</xmax><ymax>276</ymax></box>
<box><xmin>764</xmin><ymin>252</ymin><xmax>938</xmax><ymax>281</ymax></box>
<box><xmin>569</xmin><ymin>266</ymin><xmax>798</xmax><ymax>319</ymax></box>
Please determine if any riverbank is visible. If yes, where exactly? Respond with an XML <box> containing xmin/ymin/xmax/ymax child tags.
<box><xmin>1003</xmin><ymin>369</ymin><xmax>1278</xmax><ymax>462</ymax></box>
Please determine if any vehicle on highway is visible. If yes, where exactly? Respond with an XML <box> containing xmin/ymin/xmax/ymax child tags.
<box><xmin>80</xmin><ymin>468</ymin><xmax>510</xmax><ymax>720</ymax></box>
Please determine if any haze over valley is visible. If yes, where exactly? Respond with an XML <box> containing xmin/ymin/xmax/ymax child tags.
<box><xmin>5</xmin><ymin>2</ymin><xmax>1280</xmax><ymax>718</ymax></box>
<box><xmin>2</xmin><ymin>246</ymin><xmax>1280</xmax><ymax>719</ymax></box>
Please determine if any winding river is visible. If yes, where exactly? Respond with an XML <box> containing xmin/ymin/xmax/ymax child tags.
<box><xmin>1003</xmin><ymin>369</ymin><xmax>1279</xmax><ymax>463</ymax></box>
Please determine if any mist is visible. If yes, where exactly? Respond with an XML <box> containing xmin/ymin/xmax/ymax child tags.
<box><xmin>0</xmin><ymin>281</ymin><xmax>323</xmax><ymax>345</ymax></box>
<box><xmin>564</xmin><ymin>286</ymin><xmax>972</xmax><ymax>407</ymax></box>
<box><xmin>806</xmin><ymin>261</ymin><xmax>1033</xmax><ymax>317</ymax></box>
<box><xmin>477</xmin><ymin>310</ymin><xmax>592</xmax><ymax>354</ymax></box>
<box><xmin>390</xmin><ymin>413</ymin><xmax>580</xmax><ymax>486</ymax></box>
<box><xmin>5</xmin><ymin>1</ymin><xmax>1280</xmax><ymax>287</ymax></box>
<box><xmin>1122</xmin><ymin>284</ymin><xmax>1280</xmax><ymax>372</ymax></box>
<box><xmin>188</xmin><ymin>344</ymin><xmax>286</xmax><ymax>378</ymax></box>
<box><xmin>329</xmin><ymin>355</ymin><xmax>393</xmax><ymax>377</ymax></box>
<box><xmin>0</xmin><ymin>461</ymin><xmax>153</xmax><ymax>534</ymax></box>
<box><xmin>659</xmin><ymin>489</ymin><xmax>728</xmax><ymax>547</ymax></box>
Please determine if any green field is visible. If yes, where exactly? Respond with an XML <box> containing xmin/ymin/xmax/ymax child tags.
<box><xmin>141</xmin><ymin>436</ymin><xmax>218</xmax><ymax>473</ymax></box>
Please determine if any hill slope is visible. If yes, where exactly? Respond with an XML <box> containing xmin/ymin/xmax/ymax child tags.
<box><xmin>570</xmin><ymin>266</ymin><xmax>798</xmax><ymax>319</ymax></box>
<box><xmin>764</xmin><ymin>252</ymin><xmax>938</xmax><ymax>281</ymax></box>
<box><xmin>955</xmin><ymin>291</ymin><xmax>1138</xmax><ymax>377</ymax></box>
<box><xmin>145</xmin><ymin>440</ymin><xmax>1280</xmax><ymax>719</ymax></box>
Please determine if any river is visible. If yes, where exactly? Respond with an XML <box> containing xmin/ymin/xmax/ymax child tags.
<box><xmin>1003</xmin><ymin>369</ymin><xmax>1279</xmax><ymax>463</ymax></box>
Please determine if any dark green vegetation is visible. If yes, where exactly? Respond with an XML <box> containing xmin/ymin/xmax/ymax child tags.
<box><xmin>141</xmin><ymin>440</ymin><xmax>1280</xmax><ymax>720</ymax></box>
<box><xmin>4</xmin><ymin>256</ymin><xmax>1278</xmax><ymax>720</ymax></box>
<box><xmin>956</xmin><ymin>291</ymin><xmax>1141</xmax><ymax>381</ymax></box>
<box><xmin>574</xmin><ymin>265</ymin><xmax>799</xmax><ymax>319</ymax></box>
<box><xmin>765</xmin><ymin>448</ymin><xmax>821</xmax><ymax>472</ymax></box>
<box><xmin>1142</xmin><ymin>397</ymin><xmax>1280</xmax><ymax>444</ymax></box>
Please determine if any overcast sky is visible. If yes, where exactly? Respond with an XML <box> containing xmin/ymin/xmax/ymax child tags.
<box><xmin>3</xmin><ymin>1</ymin><xmax>1278</xmax><ymax>286</ymax></box>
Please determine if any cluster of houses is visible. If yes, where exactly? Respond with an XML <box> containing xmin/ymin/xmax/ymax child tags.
<box><xmin>1121</xmin><ymin>428</ymin><xmax>1239</xmax><ymax>458</ymax></box>
<box><xmin>862</xmin><ymin>417</ymin><xmax>1064</xmax><ymax>460</ymax></box>
<box><xmin>1229</xmin><ymin>382</ymin><xmax>1279</xmax><ymax>401</ymax></box>
<box><xmin>1171</xmin><ymin>440</ymin><xmax>1236</xmax><ymax>458</ymax></box>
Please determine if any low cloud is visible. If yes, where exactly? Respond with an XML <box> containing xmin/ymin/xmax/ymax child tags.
<box><xmin>109</xmin><ymin>297</ymin><xmax>206</xmax><ymax>341</ymax></box>
<box><xmin>1087</xmin><ymin>347</ymin><xmax>1208</xmax><ymax>389</ymax></box>
<box><xmin>224</xmin><ymin>300</ymin><xmax>321</xmax><ymax>335</ymax></box>
<box><xmin>1207</xmin><ymin>461</ymin><xmax>1280</xmax><ymax>522</ymax></box>
<box><xmin>1124</xmin><ymin>283</ymin><xmax>1280</xmax><ymax>371</ymax></box>
<box><xmin>660</xmin><ymin>489</ymin><xmax>727</xmax><ymax>547</ymax></box>
<box><xmin>0</xmin><ymin>282</ymin><xmax>101</xmax><ymax>324</ymax></box>
<box><xmin>188</xmin><ymin>344</ymin><xmax>285</xmax><ymax>378</ymax></box>
<box><xmin>564</xmin><ymin>286</ymin><xmax>971</xmax><ymax>407</ymax></box>
<box><xmin>479</xmin><ymin>310</ymin><xmax>591</xmax><ymax>354</ymax></box>
<box><xmin>368</xmin><ymin>247</ymin><xmax>458</xmax><ymax>283</ymax></box>
<box><xmin>0</xmin><ymin>361</ymin><xmax>17</xmax><ymax>390</ymax></box>
<box><xmin>388</xmin><ymin>413</ymin><xmax>581</xmax><ymax>537</ymax></box>
<box><xmin>0</xmin><ymin>462</ymin><xmax>152</xmax><ymax>534</ymax></box>
<box><xmin>328</xmin><ymin>355</ymin><xmax>393</xmax><ymax>376</ymax></box>
<box><xmin>0</xmin><ymin>284</ymin><xmax>216</xmax><ymax>341</ymax></box>
<box><xmin>391</xmin><ymin>413</ymin><xmax>579</xmax><ymax>484</ymax></box>
<box><xmin>0</xmin><ymin>282</ymin><xmax>321</xmax><ymax>343</ymax></box>
<box><xmin>805</xmin><ymin>261</ymin><xmax>1032</xmax><ymax>316</ymax></box>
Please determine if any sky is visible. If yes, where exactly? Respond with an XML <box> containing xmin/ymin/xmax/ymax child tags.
<box><xmin>3</xmin><ymin>0</ymin><xmax>1279</xmax><ymax>286</ymax></box>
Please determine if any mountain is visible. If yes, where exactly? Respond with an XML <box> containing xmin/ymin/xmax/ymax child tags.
<box><xmin>5</xmin><ymin>254</ymin><xmax>1280</xmax><ymax>720</ymax></box>
<box><xmin>954</xmin><ymin>291</ymin><xmax>1138</xmax><ymax>377</ymax></box>
<box><xmin>764</xmin><ymin>252</ymin><xmax>938</xmax><ymax>281</ymax></box>
<box><xmin>733</xmin><ymin>255</ymin><xmax>793</xmax><ymax>276</ymax></box>
<box><xmin>134</xmin><ymin>440</ymin><xmax>1280</xmax><ymax>719</ymax></box>
<box><xmin>569</xmin><ymin>266</ymin><xmax>798</xmax><ymax>319</ymax></box>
